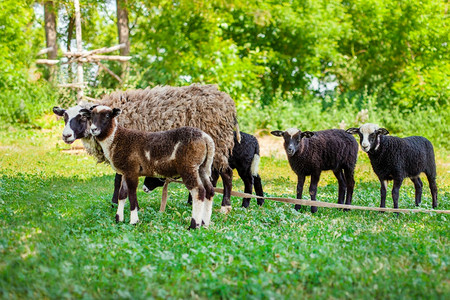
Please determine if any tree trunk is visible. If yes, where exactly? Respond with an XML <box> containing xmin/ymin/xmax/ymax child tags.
<box><xmin>44</xmin><ymin>1</ymin><xmax>57</xmax><ymax>80</ymax></box>
<box><xmin>116</xmin><ymin>0</ymin><xmax>130</xmax><ymax>75</ymax></box>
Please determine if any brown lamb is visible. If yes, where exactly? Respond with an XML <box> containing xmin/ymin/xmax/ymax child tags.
<box><xmin>82</xmin><ymin>105</ymin><xmax>216</xmax><ymax>229</ymax></box>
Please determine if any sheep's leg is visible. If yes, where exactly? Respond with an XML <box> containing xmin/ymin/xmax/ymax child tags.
<box><xmin>410</xmin><ymin>177</ymin><xmax>423</xmax><ymax>206</ymax></box>
<box><xmin>188</xmin><ymin>187</ymin><xmax>206</xmax><ymax>229</ymax></box>
<box><xmin>219</xmin><ymin>167</ymin><xmax>233</xmax><ymax>214</ymax></box>
<box><xmin>253</xmin><ymin>175</ymin><xmax>265</xmax><ymax>206</ymax></box>
<box><xmin>124</xmin><ymin>176</ymin><xmax>140</xmax><ymax>225</ymax></box>
<box><xmin>183</xmin><ymin>170</ymin><xmax>206</xmax><ymax>229</ymax></box>
<box><xmin>111</xmin><ymin>173</ymin><xmax>122</xmax><ymax>206</ymax></box>
<box><xmin>391</xmin><ymin>178</ymin><xmax>404</xmax><ymax>210</ymax></box>
<box><xmin>295</xmin><ymin>175</ymin><xmax>306</xmax><ymax>211</ymax></box>
<box><xmin>237</xmin><ymin>168</ymin><xmax>253</xmax><ymax>208</ymax></box>
<box><xmin>426</xmin><ymin>173</ymin><xmax>438</xmax><ymax>208</ymax></box>
<box><xmin>118</xmin><ymin>177</ymin><xmax>138</xmax><ymax>210</ymax></box>
<box><xmin>202</xmin><ymin>197</ymin><xmax>214</xmax><ymax>227</ymax></box>
<box><xmin>192</xmin><ymin>168</ymin><xmax>220</xmax><ymax>207</ymax></box>
<box><xmin>309</xmin><ymin>173</ymin><xmax>320</xmax><ymax>213</ymax></box>
<box><xmin>211</xmin><ymin>168</ymin><xmax>220</xmax><ymax>187</ymax></box>
<box><xmin>333</xmin><ymin>169</ymin><xmax>346</xmax><ymax>205</ymax></box>
<box><xmin>380</xmin><ymin>179</ymin><xmax>388</xmax><ymax>209</ymax></box>
<box><xmin>189</xmin><ymin>168</ymin><xmax>218</xmax><ymax>207</ymax></box>
<box><xmin>115</xmin><ymin>199</ymin><xmax>126</xmax><ymax>222</ymax></box>
<box><xmin>343</xmin><ymin>167</ymin><xmax>355</xmax><ymax>209</ymax></box>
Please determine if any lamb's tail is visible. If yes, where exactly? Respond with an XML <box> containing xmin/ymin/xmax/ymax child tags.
<box><xmin>202</xmin><ymin>132</ymin><xmax>215</xmax><ymax>179</ymax></box>
<box><xmin>234</xmin><ymin>118</ymin><xmax>241</xmax><ymax>144</ymax></box>
<box><xmin>250</xmin><ymin>153</ymin><xmax>260</xmax><ymax>177</ymax></box>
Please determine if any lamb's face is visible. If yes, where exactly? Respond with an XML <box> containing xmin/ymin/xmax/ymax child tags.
<box><xmin>89</xmin><ymin>106</ymin><xmax>121</xmax><ymax>138</ymax></box>
<box><xmin>53</xmin><ymin>105</ymin><xmax>90</xmax><ymax>144</ymax></box>
<box><xmin>271</xmin><ymin>128</ymin><xmax>314</xmax><ymax>157</ymax></box>
<box><xmin>346</xmin><ymin>123</ymin><xmax>389</xmax><ymax>153</ymax></box>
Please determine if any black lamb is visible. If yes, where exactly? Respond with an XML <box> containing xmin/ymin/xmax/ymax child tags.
<box><xmin>271</xmin><ymin>128</ymin><xmax>358</xmax><ymax>213</ymax></box>
<box><xmin>346</xmin><ymin>123</ymin><xmax>438</xmax><ymax>209</ymax></box>
<box><xmin>143</xmin><ymin>131</ymin><xmax>265</xmax><ymax>208</ymax></box>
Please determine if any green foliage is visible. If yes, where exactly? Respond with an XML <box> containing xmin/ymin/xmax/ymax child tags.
<box><xmin>238</xmin><ymin>90</ymin><xmax>450</xmax><ymax>149</ymax></box>
<box><xmin>0</xmin><ymin>0</ymin><xmax>57</xmax><ymax>125</ymax></box>
<box><xmin>2</xmin><ymin>0</ymin><xmax>449</xmax><ymax>125</ymax></box>
<box><xmin>336</xmin><ymin>0</ymin><xmax>449</xmax><ymax>108</ymax></box>
<box><xmin>0</xmin><ymin>126</ymin><xmax>449</xmax><ymax>298</ymax></box>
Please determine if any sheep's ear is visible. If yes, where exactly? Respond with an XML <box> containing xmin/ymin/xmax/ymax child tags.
<box><xmin>346</xmin><ymin>127</ymin><xmax>360</xmax><ymax>135</ymax></box>
<box><xmin>79</xmin><ymin>109</ymin><xmax>91</xmax><ymax>118</ymax></box>
<box><xmin>301</xmin><ymin>131</ymin><xmax>314</xmax><ymax>138</ymax></box>
<box><xmin>377</xmin><ymin>128</ymin><xmax>389</xmax><ymax>135</ymax></box>
<box><xmin>53</xmin><ymin>106</ymin><xmax>65</xmax><ymax>116</ymax></box>
<box><xmin>112</xmin><ymin>108</ymin><xmax>121</xmax><ymax>118</ymax></box>
<box><xmin>271</xmin><ymin>130</ymin><xmax>284</xmax><ymax>137</ymax></box>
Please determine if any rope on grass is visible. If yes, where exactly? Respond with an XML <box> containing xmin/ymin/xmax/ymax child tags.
<box><xmin>162</xmin><ymin>179</ymin><xmax>450</xmax><ymax>214</ymax></box>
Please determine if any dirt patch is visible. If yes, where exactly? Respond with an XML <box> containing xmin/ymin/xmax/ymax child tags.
<box><xmin>61</xmin><ymin>140</ymin><xmax>86</xmax><ymax>155</ymax></box>
<box><xmin>255</xmin><ymin>131</ymin><xmax>285</xmax><ymax>159</ymax></box>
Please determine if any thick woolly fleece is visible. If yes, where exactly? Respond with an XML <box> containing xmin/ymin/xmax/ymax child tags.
<box><xmin>97</xmin><ymin>84</ymin><xmax>239</xmax><ymax>170</ymax></box>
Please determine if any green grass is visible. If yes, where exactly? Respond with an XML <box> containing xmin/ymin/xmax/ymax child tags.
<box><xmin>0</xmin><ymin>125</ymin><xmax>449</xmax><ymax>299</ymax></box>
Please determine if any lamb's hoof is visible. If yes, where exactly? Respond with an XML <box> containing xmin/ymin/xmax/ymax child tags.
<box><xmin>241</xmin><ymin>200</ymin><xmax>250</xmax><ymax>208</ymax></box>
<box><xmin>143</xmin><ymin>185</ymin><xmax>150</xmax><ymax>193</ymax></box>
<box><xmin>115</xmin><ymin>214</ymin><xmax>124</xmax><ymax>223</ymax></box>
<box><xmin>220</xmin><ymin>206</ymin><xmax>232</xmax><ymax>214</ymax></box>
<box><xmin>188</xmin><ymin>218</ymin><xmax>199</xmax><ymax>230</ymax></box>
<box><xmin>311</xmin><ymin>206</ymin><xmax>318</xmax><ymax>213</ymax></box>
<box><xmin>130</xmin><ymin>220</ymin><xmax>140</xmax><ymax>225</ymax></box>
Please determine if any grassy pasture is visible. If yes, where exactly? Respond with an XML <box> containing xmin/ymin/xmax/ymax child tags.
<box><xmin>0</xmin><ymin>125</ymin><xmax>449</xmax><ymax>299</ymax></box>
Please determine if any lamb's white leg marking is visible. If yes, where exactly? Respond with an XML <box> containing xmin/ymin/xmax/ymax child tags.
<box><xmin>383</xmin><ymin>180</ymin><xmax>388</xmax><ymax>190</ymax></box>
<box><xmin>130</xmin><ymin>208</ymin><xmax>139</xmax><ymax>225</ymax></box>
<box><xmin>190</xmin><ymin>188</ymin><xmax>204</xmax><ymax>228</ymax></box>
<box><xmin>116</xmin><ymin>199</ymin><xmax>126</xmax><ymax>222</ymax></box>
<box><xmin>202</xmin><ymin>197</ymin><xmax>213</xmax><ymax>227</ymax></box>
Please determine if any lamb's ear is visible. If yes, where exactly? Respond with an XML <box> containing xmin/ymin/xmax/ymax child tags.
<box><xmin>112</xmin><ymin>108</ymin><xmax>121</xmax><ymax>118</ymax></box>
<box><xmin>346</xmin><ymin>127</ymin><xmax>360</xmax><ymax>135</ymax></box>
<box><xmin>271</xmin><ymin>130</ymin><xmax>284</xmax><ymax>137</ymax></box>
<box><xmin>53</xmin><ymin>106</ymin><xmax>65</xmax><ymax>116</ymax></box>
<box><xmin>79</xmin><ymin>109</ymin><xmax>91</xmax><ymax>118</ymax></box>
<box><xmin>89</xmin><ymin>104</ymin><xmax>99</xmax><ymax>111</ymax></box>
<box><xmin>301</xmin><ymin>131</ymin><xmax>314</xmax><ymax>138</ymax></box>
<box><xmin>377</xmin><ymin>128</ymin><xmax>389</xmax><ymax>135</ymax></box>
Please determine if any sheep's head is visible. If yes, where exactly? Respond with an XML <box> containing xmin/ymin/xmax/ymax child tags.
<box><xmin>53</xmin><ymin>105</ymin><xmax>91</xmax><ymax>144</ymax></box>
<box><xmin>87</xmin><ymin>106</ymin><xmax>121</xmax><ymax>140</ymax></box>
<box><xmin>271</xmin><ymin>128</ymin><xmax>314</xmax><ymax>157</ymax></box>
<box><xmin>346</xmin><ymin>123</ymin><xmax>389</xmax><ymax>153</ymax></box>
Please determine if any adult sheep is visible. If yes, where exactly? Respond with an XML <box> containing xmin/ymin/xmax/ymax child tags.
<box><xmin>53</xmin><ymin>84</ymin><xmax>239</xmax><ymax>213</ymax></box>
